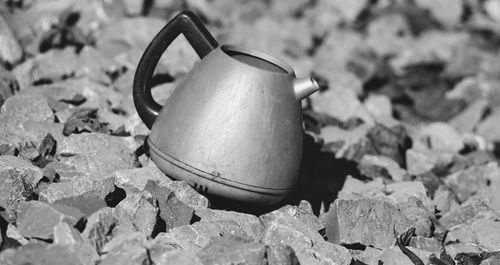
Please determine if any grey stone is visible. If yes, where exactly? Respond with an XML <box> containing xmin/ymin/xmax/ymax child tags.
<box><xmin>398</xmin><ymin>197</ymin><xmax>433</xmax><ymax>237</ymax></box>
<box><xmin>164</xmin><ymin>181</ymin><xmax>209</xmax><ymax>210</ymax></box>
<box><xmin>349</xmin><ymin>247</ymin><xmax>384</xmax><ymax>265</ymax></box>
<box><xmin>366</xmin><ymin>13</ymin><xmax>413</xmax><ymax>57</ymax></box>
<box><xmin>6</xmin><ymin>223</ymin><xmax>29</xmax><ymax>245</ymax></box>
<box><xmin>53</xmin><ymin>222</ymin><xmax>100</xmax><ymax>265</ymax></box>
<box><xmin>115</xmin><ymin>193</ymin><xmax>158</xmax><ymax>236</ymax></box>
<box><xmin>471</xmin><ymin>219</ymin><xmax>500</xmax><ymax>251</ymax></box>
<box><xmin>100</xmin><ymin>232</ymin><xmax>150</xmax><ymax>265</ymax></box>
<box><xmin>445</xmin><ymin>164</ymin><xmax>493</xmax><ymax>203</ymax></box>
<box><xmin>485</xmin><ymin>0</ymin><xmax>500</xmax><ymax>23</ymax></box>
<box><xmin>113</xmin><ymin>166</ymin><xmax>171</xmax><ymax>192</ymax></box>
<box><xmin>39</xmin><ymin>174</ymin><xmax>115</xmax><ymax>216</ymax></box>
<box><xmin>433</xmin><ymin>185</ymin><xmax>458</xmax><ymax>215</ymax></box>
<box><xmin>197</xmin><ymin>236</ymin><xmax>267</xmax><ymax>265</ymax></box>
<box><xmin>450</xmin><ymin>99</ymin><xmax>489</xmax><ymax>133</ymax></box>
<box><xmin>0</xmin><ymin>156</ymin><xmax>43</xmax><ymax>220</ymax></box>
<box><xmin>260</xmin><ymin>204</ymin><xmax>351</xmax><ymax>265</ymax></box>
<box><xmin>337</xmin><ymin>176</ymin><xmax>385</xmax><ymax>200</ymax></box>
<box><xmin>406</xmin><ymin>149</ymin><xmax>454</xmax><ymax>175</ymax></box>
<box><xmin>0</xmin><ymin>244</ymin><xmax>85</xmax><ymax>265</ymax></box>
<box><xmin>266</xmin><ymin>243</ymin><xmax>300</xmax><ymax>265</ymax></box>
<box><xmin>0</xmin><ymin>14</ymin><xmax>23</xmax><ymax>66</ymax></box>
<box><xmin>81</xmin><ymin>207</ymin><xmax>124</xmax><ymax>254</ymax></box>
<box><xmin>385</xmin><ymin>181</ymin><xmax>433</xmax><ymax>211</ymax></box>
<box><xmin>58</xmin><ymin>133</ymin><xmax>138</xmax><ymax>175</ymax></box>
<box><xmin>0</xmin><ymin>65</ymin><xmax>18</xmax><ymax>109</ymax></box>
<box><xmin>439</xmin><ymin>194</ymin><xmax>495</xmax><ymax>229</ymax></box>
<box><xmin>409</xmin><ymin>236</ymin><xmax>443</xmax><ymax>255</ymax></box>
<box><xmin>325</xmin><ymin>198</ymin><xmax>415</xmax><ymax>249</ymax></box>
<box><xmin>477</xmin><ymin>105</ymin><xmax>500</xmax><ymax>143</ymax></box>
<box><xmin>144</xmin><ymin>180</ymin><xmax>195</xmax><ymax>231</ymax></box>
<box><xmin>376</xmin><ymin>246</ymin><xmax>427</xmax><ymax>265</ymax></box>
<box><xmin>16</xmin><ymin>201</ymin><xmax>82</xmax><ymax>240</ymax></box>
<box><xmin>0</xmin><ymin>93</ymin><xmax>54</xmax><ymax>123</ymax></box>
<box><xmin>150</xmin><ymin>249</ymin><xmax>203</xmax><ymax>265</ymax></box>
<box><xmin>358</xmin><ymin>154</ymin><xmax>408</xmax><ymax>182</ymax></box>
<box><xmin>195</xmin><ymin>208</ymin><xmax>263</xmax><ymax>241</ymax></box>
<box><xmin>416</xmin><ymin>122</ymin><xmax>464</xmax><ymax>152</ymax></box>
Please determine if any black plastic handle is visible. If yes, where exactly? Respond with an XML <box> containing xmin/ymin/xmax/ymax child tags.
<box><xmin>133</xmin><ymin>10</ymin><xmax>219</xmax><ymax>129</ymax></box>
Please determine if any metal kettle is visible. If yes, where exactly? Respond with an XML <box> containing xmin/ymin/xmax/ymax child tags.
<box><xmin>133</xmin><ymin>11</ymin><xmax>319</xmax><ymax>204</ymax></box>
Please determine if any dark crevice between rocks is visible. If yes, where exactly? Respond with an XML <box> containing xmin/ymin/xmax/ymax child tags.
<box><xmin>342</xmin><ymin>243</ymin><xmax>368</xmax><ymax>251</ymax></box>
<box><xmin>105</xmin><ymin>186</ymin><xmax>127</xmax><ymax>207</ymax></box>
<box><xmin>151</xmin><ymin>209</ymin><xmax>166</xmax><ymax>238</ymax></box>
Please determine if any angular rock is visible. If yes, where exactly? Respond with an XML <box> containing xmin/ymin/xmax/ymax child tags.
<box><xmin>398</xmin><ymin>197</ymin><xmax>433</xmax><ymax>237</ymax></box>
<box><xmin>325</xmin><ymin>198</ymin><xmax>415</xmax><ymax>249</ymax></box>
<box><xmin>406</xmin><ymin>149</ymin><xmax>454</xmax><ymax>175</ymax></box>
<box><xmin>349</xmin><ymin>246</ymin><xmax>383</xmax><ymax>265</ymax></box>
<box><xmin>81</xmin><ymin>207</ymin><xmax>125</xmax><ymax>254</ymax></box>
<box><xmin>358</xmin><ymin>155</ymin><xmax>408</xmax><ymax>181</ymax></box>
<box><xmin>471</xmin><ymin>219</ymin><xmax>500</xmax><ymax>251</ymax></box>
<box><xmin>445</xmin><ymin>164</ymin><xmax>492</xmax><ymax>202</ymax></box>
<box><xmin>260</xmin><ymin>204</ymin><xmax>351</xmax><ymax>265</ymax></box>
<box><xmin>376</xmin><ymin>246</ymin><xmax>422</xmax><ymax>265</ymax></box>
<box><xmin>53</xmin><ymin>222</ymin><xmax>100</xmax><ymax>265</ymax></box>
<box><xmin>164</xmin><ymin>181</ymin><xmax>209</xmax><ymax>210</ymax></box>
<box><xmin>385</xmin><ymin>181</ymin><xmax>433</xmax><ymax>210</ymax></box>
<box><xmin>0</xmin><ymin>15</ymin><xmax>23</xmax><ymax>66</ymax></box>
<box><xmin>337</xmin><ymin>176</ymin><xmax>385</xmax><ymax>200</ymax></box>
<box><xmin>100</xmin><ymin>232</ymin><xmax>150</xmax><ymax>265</ymax></box>
<box><xmin>439</xmin><ymin>194</ymin><xmax>495</xmax><ymax>229</ymax></box>
<box><xmin>433</xmin><ymin>185</ymin><xmax>458</xmax><ymax>215</ymax></box>
<box><xmin>266</xmin><ymin>243</ymin><xmax>300</xmax><ymax>265</ymax></box>
<box><xmin>409</xmin><ymin>236</ymin><xmax>443</xmax><ymax>255</ymax></box>
<box><xmin>0</xmin><ymin>156</ymin><xmax>43</xmax><ymax>220</ymax></box>
<box><xmin>16</xmin><ymin>201</ymin><xmax>82</xmax><ymax>240</ymax></box>
<box><xmin>115</xmin><ymin>192</ymin><xmax>158</xmax><ymax>236</ymax></box>
<box><xmin>144</xmin><ymin>180</ymin><xmax>199</xmax><ymax>232</ymax></box>
<box><xmin>366</xmin><ymin>13</ymin><xmax>413</xmax><ymax>57</ymax></box>
<box><xmin>113</xmin><ymin>166</ymin><xmax>171</xmax><ymax>192</ymax></box>
<box><xmin>58</xmin><ymin>133</ymin><xmax>138</xmax><ymax>175</ymax></box>
<box><xmin>450</xmin><ymin>99</ymin><xmax>489</xmax><ymax>133</ymax></box>
<box><xmin>197</xmin><ymin>236</ymin><xmax>267</xmax><ymax>265</ymax></box>
<box><xmin>0</xmin><ymin>93</ymin><xmax>54</xmax><ymax>123</ymax></box>
<box><xmin>322</xmin><ymin>0</ymin><xmax>369</xmax><ymax>23</ymax></box>
<box><xmin>0</xmin><ymin>65</ymin><xmax>18</xmax><ymax>108</ymax></box>
<box><xmin>195</xmin><ymin>208</ymin><xmax>264</xmax><ymax>241</ymax></box>
<box><xmin>39</xmin><ymin>174</ymin><xmax>115</xmax><ymax>216</ymax></box>
<box><xmin>416</xmin><ymin>122</ymin><xmax>464</xmax><ymax>152</ymax></box>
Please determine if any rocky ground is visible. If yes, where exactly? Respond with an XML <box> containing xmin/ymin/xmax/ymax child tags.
<box><xmin>0</xmin><ymin>0</ymin><xmax>500</xmax><ymax>264</ymax></box>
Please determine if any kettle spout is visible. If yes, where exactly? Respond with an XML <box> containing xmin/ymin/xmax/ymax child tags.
<box><xmin>293</xmin><ymin>77</ymin><xmax>320</xmax><ymax>101</ymax></box>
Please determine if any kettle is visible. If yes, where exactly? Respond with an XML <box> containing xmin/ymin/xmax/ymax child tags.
<box><xmin>133</xmin><ymin>11</ymin><xmax>319</xmax><ymax>204</ymax></box>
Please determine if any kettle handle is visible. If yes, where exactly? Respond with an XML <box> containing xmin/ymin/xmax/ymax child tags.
<box><xmin>133</xmin><ymin>10</ymin><xmax>219</xmax><ymax>129</ymax></box>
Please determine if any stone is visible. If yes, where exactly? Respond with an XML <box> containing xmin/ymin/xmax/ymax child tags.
<box><xmin>115</xmin><ymin>193</ymin><xmax>158</xmax><ymax>236</ymax></box>
<box><xmin>82</xmin><ymin>207</ymin><xmax>124</xmax><ymax>254</ymax></box>
<box><xmin>409</xmin><ymin>236</ymin><xmax>443</xmax><ymax>256</ymax></box>
<box><xmin>450</xmin><ymin>99</ymin><xmax>488</xmax><ymax>133</ymax></box>
<box><xmin>195</xmin><ymin>208</ymin><xmax>263</xmax><ymax>241</ymax></box>
<box><xmin>385</xmin><ymin>181</ymin><xmax>433</xmax><ymax>210</ymax></box>
<box><xmin>337</xmin><ymin>176</ymin><xmax>385</xmax><ymax>200</ymax></box>
<box><xmin>100</xmin><ymin>232</ymin><xmax>150</xmax><ymax>265</ymax></box>
<box><xmin>151</xmin><ymin>221</ymin><xmax>250</xmax><ymax>251</ymax></box>
<box><xmin>476</xmin><ymin>105</ymin><xmax>500</xmax><ymax>143</ymax></box>
<box><xmin>364</xmin><ymin>94</ymin><xmax>393</xmax><ymax>119</ymax></box>
<box><xmin>376</xmin><ymin>246</ymin><xmax>420</xmax><ymax>265</ymax></box>
<box><xmin>0</xmin><ymin>65</ymin><xmax>18</xmax><ymax>108</ymax></box>
<box><xmin>415</xmin><ymin>0</ymin><xmax>463</xmax><ymax>27</ymax></box>
<box><xmin>0</xmin><ymin>156</ymin><xmax>43</xmax><ymax>220</ymax></box>
<box><xmin>398</xmin><ymin>197</ymin><xmax>433</xmax><ymax>237</ymax></box>
<box><xmin>471</xmin><ymin>219</ymin><xmax>500</xmax><ymax>251</ymax></box>
<box><xmin>433</xmin><ymin>185</ymin><xmax>458</xmax><ymax>215</ymax></box>
<box><xmin>113</xmin><ymin>166</ymin><xmax>171</xmax><ymax>192</ymax></box>
<box><xmin>145</xmin><ymin>180</ymin><xmax>195</xmax><ymax>231</ymax></box>
<box><xmin>260</xmin><ymin>204</ymin><xmax>351</xmax><ymax>265</ymax></box>
<box><xmin>12</xmin><ymin>47</ymin><xmax>79</xmax><ymax>88</ymax></box>
<box><xmin>6</xmin><ymin>223</ymin><xmax>29</xmax><ymax>245</ymax></box>
<box><xmin>358</xmin><ymin>155</ymin><xmax>408</xmax><ymax>181</ymax></box>
<box><xmin>0</xmin><ymin>14</ymin><xmax>23</xmax><ymax>66</ymax></box>
<box><xmin>164</xmin><ymin>181</ymin><xmax>209</xmax><ymax>210</ymax></box>
<box><xmin>366</xmin><ymin>13</ymin><xmax>413</xmax><ymax>57</ymax></box>
<box><xmin>321</xmin><ymin>0</ymin><xmax>369</xmax><ymax>23</ymax></box>
<box><xmin>197</xmin><ymin>236</ymin><xmax>267</xmax><ymax>265</ymax></box>
<box><xmin>349</xmin><ymin>247</ymin><xmax>384</xmax><ymax>265</ymax></box>
<box><xmin>325</xmin><ymin>198</ymin><xmax>415</xmax><ymax>249</ymax></box>
<box><xmin>58</xmin><ymin>133</ymin><xmax>138</xmax><ymax>175</ymax></box>
<box><xmin>39</xmin><ymin>174</ymin><xmax>115</xmax><ymax>216</ymax></box>
<box><xmin>0</xmin><ymin>244</ymin><xmax>85</xmax><ymax>265</ymax></box>
<box><xmin>266</xmin><ymin>243</ymin><xmax>300</xmax><ymax>265</ymax></box>
<box><xmin>485</xmin><ymin>0</ymin><xmax>500</xmax><ymax>22</ymax></box>
<box><xmin>53</xmin><ymin>222</ymin><xmax>100</xmax><ymax>265</ymax></box>
<box><xmin>416</xmin><ymin>122</ymin><xmax>464</xmax><ymax>152</ymax></box>
<box><xmin>0</xmin><ymin>93</ymin><xmax>54</xmax><ymax>123</ymax></box>
<box><xmin>439</xmin><ymin>194</ymin><xmax>494</xmax><ymax>229</ymax></box>
<box><xmin>445</xmin><ymin>165</ymin><xmax>491</xmax><ymax>203</ymax></box>
<box><xmin>16</xmin><ymin>201</ymin><xmax>82</xmax><ymax>240</ymax></box>
<box><xmin>406</xmin><ymin>149</ymin><xmax>454</xmax><ymax>175</ymax></box>
<box><xmin>269</xmin><ymin>0</ymin><xmax>309</xmax><ymax>17</ymax></box>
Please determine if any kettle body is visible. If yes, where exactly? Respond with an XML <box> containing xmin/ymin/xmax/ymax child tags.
<box><xmin>133</xmin><ymin>11</ymin><xmax>319</xmax><ymax>204</ymax></box>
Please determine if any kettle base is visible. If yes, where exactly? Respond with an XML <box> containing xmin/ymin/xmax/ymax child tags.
<box><xmin>148</xmin><ymin>139</ymin><xmax>291</xmax><ymax>205</ymax></box>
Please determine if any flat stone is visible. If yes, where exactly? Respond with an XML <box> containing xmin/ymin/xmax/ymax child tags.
<box><xmin>195</xmin><ymin>208</ymin><xmax>263</xmax><ymax>241</ymax></box>
<box><xmin>39</xmin><ymin>174</ymin><xmax>115</xmax><ymax>216</ymax></box>
<box><xmin>471</xmin><ymin>219</ymin><xmax>500</xmax><ymax>251</ymax></box>
<box><xmin>16</xmin><ymin>201</ymin><xmax>82</xmax><ymax>240</ymax></box>
<box><xmin>115</xmin><ymin>193</ymin><xmax>158</xmax><ymax>236</ymax></box>
<box><xmin>409</xmin><ymin>236</ymin><xmax>443</xmax><ymax>255</ymax></box>
<box><xmin>0</xmin><ymin>156</ymin><xmax>43</xmax><ymax>220</ymax></box>
<box><xmin>359</xmin><ymin>155</ymin><xmax>408</xmax><ymax>181</ymax></box>
<box><xmin>0</xmin><ymin>64</ymin><xmax>18</xmax><ymax>109</ymax></box>
<box><xmin>58</xmin><ymin>133</ymin><xmax>138</xmax><ymax>175</ymax></box>
<box><xmin>0</xmin><ymin>93</ymin><xmax>54</xmax><ymax>123</ymax></box>
<box><xmin>325</xmin><ymin>198</ymin><xmax>414</xmax><ymax>249</ymax></box>
<box><xmin>417</xmin><ymin>122</ymin><xmax>464</xmax><ymax>152</ymax></box>
<box><xmin>406</xmin><ymin>149</ymin><xmax>454</xmax><ymax>175</ymax></box>
<box><xmin>260</xmin><ymin>204</ymin><xmax>351</xmax><ymax>265</ymax></box>
<box><xmin>53</xmin><ymin>222</ymin><xmax>100</xmax><ymax>265</ymax></box>
<box><xmin>114</xmin><ymin>166</ymin><xmax>171</xmax><ymax>193</ymax></box>
<box><xmin>145</xmin><ymin>180</ymin><xmax>195</xmax><ymax>232</ymax></box>
<box><xmin>0</xmin><ymin>15</ymin><xmax>23</xmax><ymax>66</ymax></box>
<box><xmin>197</xmin><ymin>236</ymin><xmax>266</xmax><ymax>265</ymax></box>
